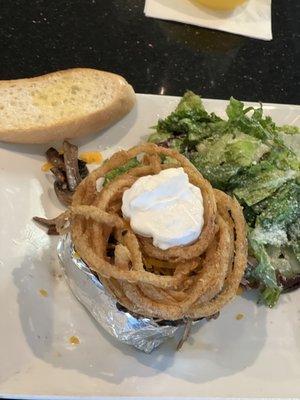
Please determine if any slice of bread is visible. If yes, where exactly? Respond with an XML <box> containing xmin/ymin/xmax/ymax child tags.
<box><xmin>0</xmin><ymin>68</ymin><xmax>136</xmax><ymax>143</ymax></box>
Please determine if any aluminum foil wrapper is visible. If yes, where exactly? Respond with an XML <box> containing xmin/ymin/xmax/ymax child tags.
<box><xmin>57</xmin><ymin>234</ymin><xmax>181</xmax><ymax>353</ymax></box>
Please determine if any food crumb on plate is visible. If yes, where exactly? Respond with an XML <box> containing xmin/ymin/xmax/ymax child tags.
<box><xmin>236</xmin><ymin>286</ymin><xmax>244</xmax><ymax>295</ymax></box>
<box><xmin>39</xmin><ymin>288</ymin><xmax>48</xmax><ymax>297</ymax></box>
<box><xmin>236</xmin><ymin>313</ymin><xmax>244</xmax><ymax>320</ymax></box>
<box><xmin>79</xmin><ymin>151</ymin><xmax>102</xmax><ymax>164</ymax></box>
<box><xmin>41</xmin><ymin>161</ymin><xmax>53</xmax><ymax>172</ymax></box>
<box><xmin>73</xmin><ymin>250</ymin><xmax>81</xmax><ymax>259</ymax></box>
<box><xmin>68</xmin><ymin>335</ymin><xmax>80</xmax><ymax>345</ymax></box>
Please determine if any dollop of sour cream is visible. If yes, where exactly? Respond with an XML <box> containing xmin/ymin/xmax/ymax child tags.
<box><xmin>121</xmin><ymin>168</ymin><xmax>204</xmax><ymax>250</ymax></box>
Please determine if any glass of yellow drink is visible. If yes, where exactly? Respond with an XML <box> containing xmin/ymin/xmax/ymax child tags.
<box><xmin>194</xmin><ymin>0</ymin><xmax>246</xmax><ymax>11</ymax></box>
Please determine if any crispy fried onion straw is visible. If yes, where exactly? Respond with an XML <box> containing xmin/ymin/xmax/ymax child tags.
<box><xmin>65</xmin><ymin>144</ymin><xmax>247</xmax><ymax>321</ymax></box>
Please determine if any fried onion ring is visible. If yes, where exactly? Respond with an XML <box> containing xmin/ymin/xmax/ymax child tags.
<box><xmin>69</xmin><ymin>144</ymin><xmax>247</xmax><ymax>320</ymax></box>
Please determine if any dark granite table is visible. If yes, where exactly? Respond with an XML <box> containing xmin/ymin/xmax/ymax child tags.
<box><xmin>0</xmin><ymin>0</ymin><xmax>299</xmax><ymax>104</ymax></box>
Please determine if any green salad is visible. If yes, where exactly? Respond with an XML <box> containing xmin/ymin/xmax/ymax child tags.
<box><xmin>147</xmin><ymin>92</ymin><xmax>300</xmax><ymax>307</ymax></box>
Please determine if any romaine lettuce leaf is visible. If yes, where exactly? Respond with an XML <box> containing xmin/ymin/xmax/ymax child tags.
<box><xmin>256</xmin><ymin>181</ymin><xmax>300</xmax><ymax>233</ymax></box>
<box><xmin>226</xmin><ymin>98</ymin><xmax>275</xmax><ymax>142</ymax></box>
<box><xmin>176</xmin><ymin>90</ymin><xmax>206</xmax><ymax>114</ymax></box>
<box><xmin>155</xmin><ymin>92</ymin><xmax>223</xmax><ymax>144</ymax></box>
<box><xmin>259</xmin><ymin>287</ymin><xmax>282</xmax><ymax>308</ymax></box>
<box><xmin>248</xmin><ymin>233</ymin><xmax>282</xmax><ymax>307</ymax></box>
<box><xmin>147</xmin><ymin>131</ymin><xmax>172</xmax><ymax>144</ymax></box>
<box><xmin>265</xmin><ymin>146</ymin><xmax>300</xmax><ymax>171</ymax></box>
<box><xmin>288</xmin><ymin>219</ymin><xmax>300</xmax><ymax>263</ymax></box>
<box><xmin>191</xmin><ymin>132</ymin><xmax>270</xmax><ymax>189</ymax></box>
<box><xmin>248</xmin><ymin>233</ymin><xmax>279</xmax><ymax>289</ymax></box>
<box><xmin>225</xmin><ymin>134</ymin><xmax>269</xmax><ymax>167</ymax></box>
<box><xmin>191</xmin><ymin>156</ymin><xmax>240</xmax><ymax>190</ymax></box>
<box><xmin>233</xmin><ymin>166</ymin><xmax>297</xmax><ymax>206</ymax></box>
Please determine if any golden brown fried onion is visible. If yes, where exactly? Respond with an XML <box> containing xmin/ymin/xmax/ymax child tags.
<box><xmin>69</xmin><ymin>144</ymin><xmax>247</xmax><ymax>320</ymax></box>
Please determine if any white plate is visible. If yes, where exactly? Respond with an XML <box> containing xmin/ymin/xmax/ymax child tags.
<box><xmin>0</xmin><ymin>94</ymin><xmax>299</xmax><ymax>400</ymax></box>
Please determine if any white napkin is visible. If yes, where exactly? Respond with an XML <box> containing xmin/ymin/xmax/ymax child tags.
<box><xmin>144</xmin><ymin>0</ymin><xmax>272</xmax><ymax>41</ymax></box>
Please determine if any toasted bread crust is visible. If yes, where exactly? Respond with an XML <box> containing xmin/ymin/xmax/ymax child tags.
<box><xmin>0</xmin><ymin>68</ymin><xmax>136</xmax><ymax>143</ymax></box>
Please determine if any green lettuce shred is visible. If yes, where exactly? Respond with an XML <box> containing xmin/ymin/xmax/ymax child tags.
<box><xmin>104</xmin><ymin>158</ymin><xmax>140</xmax><ymax>186</ymax></box>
